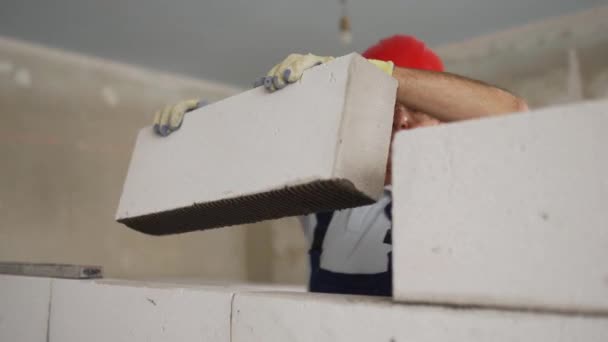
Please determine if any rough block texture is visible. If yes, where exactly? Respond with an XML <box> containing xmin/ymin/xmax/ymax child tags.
<box><xmin>49</xmin><ymin>279</ymin><xmax>233</xmax><ymax>342</ymax></box>
<box><xmin>232</xmin><ymin>292</ymin><xmax>608</xmax><ymax>342</ymax></box>
<box><xmin>0</xmin><ymin>275</ymin><xmax>51</xmax><ymax>342</ymax></box>
<box><xmin>116</xmin><ymin>53</ymin><xmax>397</xmax><ymax>235</ymax></box>
<box><xmin>392</xmin><ymin>100</ymin><xmax>608</xmax><ymax>314</ymax></box>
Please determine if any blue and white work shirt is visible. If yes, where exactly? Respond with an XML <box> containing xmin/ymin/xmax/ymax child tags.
<box><xmin>299</xmin><ymin>187</ymin><xmax>393</xmax><ymax>274</ymax></box>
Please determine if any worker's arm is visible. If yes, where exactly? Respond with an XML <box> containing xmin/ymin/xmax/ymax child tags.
<box><xmin>392</xmin><ymin>67</ymin><xmax>528</xmax><ymax>122</ymax></box>
<box><xmin>261</xmin><ymin>54</ymin><xmax>528</xmax><ymax>120</ymax></box>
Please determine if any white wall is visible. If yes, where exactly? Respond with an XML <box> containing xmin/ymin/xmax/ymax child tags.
<box><xmin>437</xmin><ymin>6</ymin><xmax>608</xmax><ymax>108</ymax></box>
<box><xmin>0</xmin><ymin>36</ymin><xmax>297</xmax><ymax>281</ymax></box>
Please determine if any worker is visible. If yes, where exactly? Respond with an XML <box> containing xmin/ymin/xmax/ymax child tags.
<box><xmin>152</xmin><ymin>35</ymin><xmax>528</xmax><ymax>296</ymax></box>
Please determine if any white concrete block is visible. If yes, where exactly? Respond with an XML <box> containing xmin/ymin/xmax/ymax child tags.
<box><xmin>232</xmin><ymin>292</ymin><xmax>608</xmax><ymax>342</ymax></box>
<box><xmin>0</xmin><ymin>275</ymin><xmax>51</xmax><ymax>342</ymax></box>
<box><xmin>116</xmin><ymin>53</ymin><xmax>397</xmax><ymax>235</ymax></box>
<box><xmin>49</xmin><ymin>279</ymin><xmax>233</xmax><ymax>342</ymax></box>
<box><xmin>392</xmin><ymin>100</ymin><xmax>608</xmax><ymax>313</ymax></box>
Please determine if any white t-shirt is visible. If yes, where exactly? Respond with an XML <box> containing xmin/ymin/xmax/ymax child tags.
<box><xmin>299</xmin><ymin>187</ymin><xmax>393</xmax><ymax>274</ymax></box>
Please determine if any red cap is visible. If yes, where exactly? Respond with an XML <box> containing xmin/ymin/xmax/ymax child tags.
<box><xmin>362</xmin><ymin>35</ymin><xmax>444</xmax><ymax>72</ymax></box>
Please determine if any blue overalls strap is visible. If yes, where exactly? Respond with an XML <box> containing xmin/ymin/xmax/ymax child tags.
<box><xmin>383</xmin><ymin>202</ymin><xmax>392</xmax><ymax>244</ymax></box>
<box><xmin>383</xmin><ymin>202</ymin><xmax>393</xmax><ymax>275</ymax></box>
<box><xmin>308</xmin><ymin>207</ymin><xmax>393</xmax><ymax>297</ymax></box>
<box><xmin>311</xmin><ymin>212</ymin><xmax>334</xmax><ymax>254</ymax></box>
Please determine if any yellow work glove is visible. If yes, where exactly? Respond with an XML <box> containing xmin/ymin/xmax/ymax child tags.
<box><xmin>254</xmin><ymin>54</ymin><xmax>394</xmax><ymax>92</ymax></box>
<box><xmin>366</xmin><ymin>59</ymin><xmax>394</xmax><ymax>76</ymax></box>
<box><xmin>153</xmin><ymin>99</ymin><xmax>207</xmax><ymax>137</ymax></box>
<box><xmin>254</xmin><ymin>53</ymin><xmax>334</xmax><ymax>92</ymax></box>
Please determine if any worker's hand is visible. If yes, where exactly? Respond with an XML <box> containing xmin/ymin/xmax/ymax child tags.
<box><xmin>254</xmin><ymin>54</ymin><xmax>395</xmax><ymax>92</ymax></box>
<box><xmin>152</xmin><ymin>99</ymin><xmax>207</xmax><ymax>137</ymax></box>
<box><xmin>254</xmin><ymin>53</ymin><xmax>334</xmax><ymax>92</ymax></box>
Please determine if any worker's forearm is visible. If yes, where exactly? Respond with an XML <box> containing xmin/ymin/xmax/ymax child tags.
<box><xmin>392</xmin><ymin>67</ymin><xmax>528</xmax><ymax>122</ymax></box>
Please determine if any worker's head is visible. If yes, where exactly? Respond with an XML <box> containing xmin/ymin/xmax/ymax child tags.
<box><xmin>362</xmin><ymin>35</ymin><xmax>443</xmax><ymax>184</ymax></box>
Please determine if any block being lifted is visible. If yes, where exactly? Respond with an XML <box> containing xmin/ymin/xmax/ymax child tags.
<box><xmin>116</xmin><ymin>54</ymin><xmax>397</xmax><ymax>235</ymax></box>
<box><xmin>392</xmin><ymin>100</ymin><xmax>608</xmax><ymax>314</ymax></box>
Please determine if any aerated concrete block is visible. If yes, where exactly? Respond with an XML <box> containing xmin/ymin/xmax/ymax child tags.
<box><xmin>392</xmin><ymin>100</ymin><xmax>608</xmax><ymax>314</ymax></box>
<box><xmin>0</xmin><ymin>275</ymin><xmax>51</xmax><ymax>342</ymax></box>
<box><xmin>232</xmin><ymin>291</ymin><xmax>608</xmax><ymax>342</ymax></box>
<box><xmin>49</xmin><ymin>279</ymin><xmax>233</xmax><ymax>342</ymax></box>
<box><xmin>116</xmin><ymin>53</ymin><xmax>397</xmax><ymax>235</ymax></box>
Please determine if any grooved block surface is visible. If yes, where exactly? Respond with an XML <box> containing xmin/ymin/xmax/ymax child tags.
<box><xmin>49</xmin><ymin>279</ymin><xmax>233</xmax><ymax>342</ymax></box>
<box><xmin>0</xmin><ymin>275</ymin><xmax>51</xmax><ymax>342</ymax></box>
<box><xmin>232</xmin><ymin>292</ymin><xmax>608</xmax><ymax>342</ymax></box>
<box><xmin>116</xmin><ymin>53</ymin><xmax>397</xmax><ymax>235</ymax></box>
<box><xmin>392</xmin><ymin>100</ymin><xmax>608</xmax><ymax>314</ymax></box>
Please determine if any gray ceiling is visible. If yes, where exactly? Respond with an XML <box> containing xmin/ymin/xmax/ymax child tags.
<box><xmin>1</xmin><ymin>0</ymin><xmax>606</xmax><ymax>87</ymax></box>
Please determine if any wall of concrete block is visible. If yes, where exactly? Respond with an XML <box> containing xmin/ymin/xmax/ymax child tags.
<box><xmin>233</xmin><ymin>292</ymin><xmax>608</xmax><ymax>342</ymax></box>
<box><xmin>2</xmin><ymin>275</ymin><xmax>607</xmax><ymax>342</ymax></box>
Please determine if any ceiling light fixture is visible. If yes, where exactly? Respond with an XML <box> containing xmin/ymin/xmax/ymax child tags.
<box><xmin>339</xmin><ymin>0</ymin><xmax>352</xmax><ymax>45</ymax></box>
